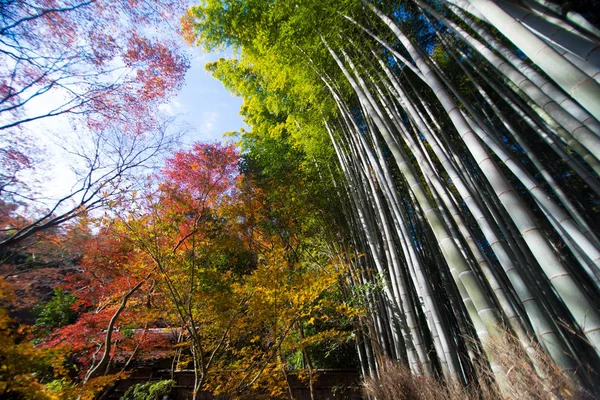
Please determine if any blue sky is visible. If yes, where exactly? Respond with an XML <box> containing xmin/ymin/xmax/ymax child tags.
<box><xmin>165</xmin><ymin>47</ymin><xmax>246</xmax><ymax>145</ymax></box>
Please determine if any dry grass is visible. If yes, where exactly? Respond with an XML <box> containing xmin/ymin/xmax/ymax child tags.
<box><xmin>363</xmin><ymin>360</ymin><xmax>469</xmax><ymax>400</ymax></box>
<box><xmin>362</xmin><ymin>332</ymin><xmax>589</xmax><ymax>400</ymax></box>
<box><xmin>484</xmin><ymin>333</ymin><xmax>583</xmax><ymax>400</ymax></box>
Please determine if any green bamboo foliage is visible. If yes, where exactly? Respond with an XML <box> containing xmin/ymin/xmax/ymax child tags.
<box><xmin>187</xmin><ymin>0</ymin><xmax>600</xmax><ymax>394</ymax></box>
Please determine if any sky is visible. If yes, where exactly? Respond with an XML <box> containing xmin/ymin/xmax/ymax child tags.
<box><xmin>13</xmin><ymin>45</ymin><xmax>246</xmax><ymax>206</ymax></box>
<box><xmin>162</xmin><ymin>46</ymin><xmax>247</xmax><ymax>145</ymax></box>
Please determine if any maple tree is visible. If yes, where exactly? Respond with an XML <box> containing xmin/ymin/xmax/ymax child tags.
<box><xmin>114</xmin><ymin>142</ymin><xmax>245</xmax><ymax>398</ymax></box>
<box><xmin>35</xmin><ymin>221</ymin><xmax>172</xmax><ymax>398</ymax></box>
<box><xmin>0</xmin><ymin>0</ymin><xmax>190</xmax><ymax>249</ymax></box>
<box><xmin>0</xmin><ymin>0</ymin><xmax>189</xmax><ymax>132</ymax></box>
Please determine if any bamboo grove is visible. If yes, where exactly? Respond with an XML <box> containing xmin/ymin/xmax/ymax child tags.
<box><xmin>184</xmin><ymin>0</ymin><xmax>600</xmax><ymax>395</ymax></box>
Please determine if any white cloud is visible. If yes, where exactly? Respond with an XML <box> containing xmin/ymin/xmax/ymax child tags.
<box><xmin>188</xmin><ymin>47</ymin><xmax>232</xmax><ymax>69</ymax></box>
<box><xmin>198</xmin><ymin>111</ymin><xmax>220</xmax><ymax>138</ymax></box>
<box><xmin>159</xmin><ymin>96</ymin><xmax>189</xmax><ymax>115</ymax></box>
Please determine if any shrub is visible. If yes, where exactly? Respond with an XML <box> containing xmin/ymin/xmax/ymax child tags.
<box><xmin>120</xmin><ymin>380</ymin><xmax>175</xmax><ymax>400</ymax></box>
<box><xmin>34</xmin><ymin>289</ymin><xmax>78</xmax><ymax>332</ymax></box>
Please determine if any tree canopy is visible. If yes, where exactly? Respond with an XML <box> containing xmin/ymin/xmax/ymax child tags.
<box><xmin>2</xmin><ymin>0</ymin><xmax>600</xmax><ymax>399</ymax></box>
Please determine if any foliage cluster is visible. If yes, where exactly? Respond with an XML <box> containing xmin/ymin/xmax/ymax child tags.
<box><xmin>121</xmin><ymin>379</ymin><xmax>175</xmax><ymax>400</ymax></box>
<box><xmin>0</xmin><ymin>139</ymin><xmax>360</xmax><ymax>399</ymax></box>
<box><xmin>34</xmin><ymin>289</ymin><xmax>78</xmax><ymax>334</ymax></box>
<box><xmin>0</xmin><ymin>278</ymin><xmax>72</xmax><ymax>399</ymax></box>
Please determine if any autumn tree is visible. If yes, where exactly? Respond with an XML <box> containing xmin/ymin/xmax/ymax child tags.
<box><xmin>109</xmin><ymin>142</ymin><xmax>244</xmax><ymax>398</ymax></box>
<box><xmin>35</xmin><ymin>220</ymin><xmax>173</xmax><ymax>398</ymax></box>
<box><xmin>84</xmin><ymin>139</ymin><xmax>355</xmax><ymax>398</ymax></box>
<box><xmin>0</xmin><ymin>115</ymin><xmax>186</xmax><ymax>250</ymax></box>
<box><xmin>0</xmin><ymin>0</ymin><xmax>189</xmax><ymax>132</ymax></box>
<box><xmin>0</xmin><ymin>0</ymin><xmax>190</xmax><ymax>249</ymax></box>
<box><xmin>0</xmin><ymin>273</ymin><xmax>73</xmax><ymax>399</ymax></box>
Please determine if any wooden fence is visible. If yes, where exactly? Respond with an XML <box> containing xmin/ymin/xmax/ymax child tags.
<box><xmin>104</xmin><ymin>367</ymin><xmax>363</xmax><ymax>400</ymax></box>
